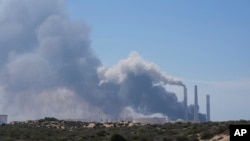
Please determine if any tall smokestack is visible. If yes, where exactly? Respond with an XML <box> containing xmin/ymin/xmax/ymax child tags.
<box><xmin>206</xmin><ymin>95</ymin><xmax>210</xmax><ymax>122</ymax></box>
<box><xmin>183</xmin><ymin>86</ymin><xmax>188</xmax><ymax>121</ymax></box>
<box><xmin>194</xmin><ymin>85</ymin><xmax>199</xmax><ymax>122</ymax></box>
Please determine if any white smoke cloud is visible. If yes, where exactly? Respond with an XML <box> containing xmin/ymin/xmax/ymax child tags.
<box><xmin>98</xmin><ymin>52</ymin><xmax>184</xmax><ymax>86</ymax></box>
<box><xmin>119</xmin><ymin>106</ymin><xmax>168</xmax><ymax>120</ymax></box>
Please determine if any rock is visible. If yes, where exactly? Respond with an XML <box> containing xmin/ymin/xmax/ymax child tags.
<box><xmin>87</xmin><ymin>123</ymin><xmax>96</xmax><ymax>128</ymax></box>
<box><xmin>128</xmin><ymin>123</ymin><xmax>134</xmax><ymax>127</ymax></box>
<box><xmin>103</xmin><ymin>124</ymin><xmax>114</xmax><ymax>128</ymax></box>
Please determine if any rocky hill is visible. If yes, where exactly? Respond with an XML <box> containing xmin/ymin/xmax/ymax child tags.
<box><xmin>0</xmin><ymin>117</ymin><xmax>249</xmax><ymax>141</ymax></box>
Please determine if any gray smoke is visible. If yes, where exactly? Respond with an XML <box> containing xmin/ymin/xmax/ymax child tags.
<box><xmin>98</xmin><ymin>52</ymin><xmax>185</xmax><ymax>120</ymax></box>
<box><xmin>0</xmin><ymin>0</ymin><xmax>186</xmax><ymax>121</ymax></box>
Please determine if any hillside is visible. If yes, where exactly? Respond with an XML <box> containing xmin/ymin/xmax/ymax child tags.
<box><xmin>0</xmin><ymin>117</ymin><xmax>249</xmax><ymax>141</ymax></box>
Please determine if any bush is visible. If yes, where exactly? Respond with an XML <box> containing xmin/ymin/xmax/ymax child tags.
<box><xmin>96</xmin><ymin>130</ymin><xmax>106</xmax><ymax>137</ymax></box>
<box><xmin>44</xmin><ymin>117</ymin><xmax>58</xmax><ymax>121</ymax></box>
<box><xmin>175</xmin><ymin>135</ymin><xmax>188</xmax><ymax>141</ymax></box>
<box><xmin>188</xmin><ymin>134</ymin><xmax>198</xmax><ymax>141</ymax></box>
<box><xmin>139</xmin><ymin>137</ymin><xmax>148</xmax><ymax>141</ymax></box>
<box><xmin>162</xmin><ymin>137</ymin><xmax>173</xmax><ymax>141</ymax></box>
<box><xmin>110</xmin><ymin>133</ymin><xmax>127</xmax><ymax>141</ymax></box>
<box><xmin>200</xmin><ymin>131</ymin><xmax>213</xmax><ymax>139</ymax></box>
<box><xmin>38</xmin><ymin>117</ymin><xmax>58</xmax><ymax>123</ymax></box>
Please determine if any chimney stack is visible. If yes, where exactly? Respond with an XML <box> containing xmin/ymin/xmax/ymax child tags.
<box><xmin>206</xmin><ymin>95</ymin><xmax>210</xmax><ymax>122</ymax></box>
<box><xmin>184</xmin><ymin>86</ymin><xmax>188</xmax><ymax>121</ymax></box>
<box><xmin>194</xmin><ymin>85</ymin><xmax>199</xmax><ymax>122</ymax></box>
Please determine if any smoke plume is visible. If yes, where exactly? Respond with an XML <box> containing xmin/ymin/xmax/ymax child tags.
<box><xmin>0</xmin><ymin>0</ymin><xmax>187</xmax><ymax>121</ymax></box>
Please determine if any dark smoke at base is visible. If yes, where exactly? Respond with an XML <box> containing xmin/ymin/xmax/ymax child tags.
<box><xmin>187</xmin><ymin>105</ymin><xmax>206</xmax><ymax>122</ymax></box>
<box><xmin>0</xmin><ymin>0</ymin><xmax>199</xmax><ymax>121</ymax></box>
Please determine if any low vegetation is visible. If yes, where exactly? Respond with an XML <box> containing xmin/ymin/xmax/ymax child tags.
<box><xmin>0</xmin><ymin>117</ymin><xmax>249</xmax><ymax>141</ymax></box>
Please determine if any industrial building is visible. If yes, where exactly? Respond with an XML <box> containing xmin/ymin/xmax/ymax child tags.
<box><xmin>0</xmin><ymin>115</ymin><xmax>7</xmax><ymax>124</ymax></box>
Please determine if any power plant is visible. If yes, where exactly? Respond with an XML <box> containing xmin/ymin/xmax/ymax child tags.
<box><xmin>181</xmin><ymin>85</ymin><xmax>211</xmax><ymax>123</ymax></box>
<box><xmin>132</xmin><ymin>85</ymin><xmax>211</xmax><ymax>124</ymax></box>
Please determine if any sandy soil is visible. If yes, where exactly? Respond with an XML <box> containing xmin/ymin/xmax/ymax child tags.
<box><xmin>200</xmin><ymin>134</ymin><xmax>229</xmax><ymax>141</ymax></box>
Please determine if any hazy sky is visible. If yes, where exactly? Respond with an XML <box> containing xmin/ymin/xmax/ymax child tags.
<box><xmin>67</xmin><ymin>0</ymin><xmax>250</xmax><ymax>121</ymax></box>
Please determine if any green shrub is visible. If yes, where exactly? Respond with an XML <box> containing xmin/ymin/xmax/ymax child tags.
<box><xmin>44</xmin><ymin>117</ymin><xmax>58</xmax><ymax>121</ymax></box>
<box><xmin>96</xmin><ymin>130</ymin><xmax>106</xmax><ymax>137</ymax></box>
<box><xmin>162</xmin><ymin>137</ymin><xmax>173</xmax><ymax>141</ymax></box>
<box><xmin>110</xmin><ymin>133</ymin><xmax>127</xmax><ymax>141</ymax></box>
<box><xmin>38</xmin><ymin>117</ymin><xmax>58</xmax><ymax>122</ymax></box>
<box><xmin>200</xmin><ymin>131</ymin><xmax>213</xmax><ymax>139</ymax></box>
<box><xmin>139</xmin><ymin>137</ymin><xmax>148</xmax><ymax>141</ymax></box>
<box><xmin>188</xmin><ymin>134</ymin><xmax>198</xmax><ymax>141</ymax></box>
<box><xmin>175</xmin><ymin>135</ymin><xmax>188</xmax><ymax>141</ymax></box>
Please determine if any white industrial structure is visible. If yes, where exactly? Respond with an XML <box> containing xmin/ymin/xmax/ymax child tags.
<box><xmin>0</xmin><ymin>115</ymin><xmax>7</xmax><ymax>124</ymax></box>
<box><xmin>133</xmin><ymin>117</ymin><xmax>166</xmax><ymax>124</ymax></box>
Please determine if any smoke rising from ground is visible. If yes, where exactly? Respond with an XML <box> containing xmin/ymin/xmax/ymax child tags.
<box><xmin>0</xmin><ymin>0</ymin><xmax>188</xmax><ymax>121</ymax></box>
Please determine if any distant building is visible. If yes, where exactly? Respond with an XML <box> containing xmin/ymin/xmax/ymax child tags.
<box><xmin>0</xmin><ymin>115</ymin><xmax>7</xmax><ymax>124</ymax></box>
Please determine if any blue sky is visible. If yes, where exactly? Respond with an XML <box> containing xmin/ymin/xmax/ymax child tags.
<box><xmin>66</xmin><ymin>0</ymin><xmax>250</xmax><ymax>121</ymax></box>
